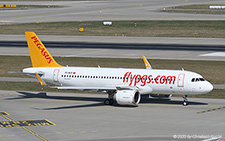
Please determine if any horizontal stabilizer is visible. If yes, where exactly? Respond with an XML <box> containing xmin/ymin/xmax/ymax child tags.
<box><xmin>35</xmin><ymin>72</ymin><xmax>47</xmax><ymax>86</ymax></box>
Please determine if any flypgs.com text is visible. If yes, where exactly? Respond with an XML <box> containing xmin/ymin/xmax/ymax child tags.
<box><xmin>123</xmin><ymin>72</ymin><xmax>176</xmax><ymax>86</ymax></box>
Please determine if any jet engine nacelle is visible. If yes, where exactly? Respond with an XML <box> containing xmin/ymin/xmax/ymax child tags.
<box><xmin>115</xmin><ymin>90</ymin><xmax>141</xmax><ymax>106</ymax></box>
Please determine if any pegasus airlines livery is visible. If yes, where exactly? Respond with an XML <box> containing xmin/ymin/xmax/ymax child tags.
<box><xmin>22</xmin><ymin>32</ymin><xmax>213</xmax><ymax>106</ymax></box>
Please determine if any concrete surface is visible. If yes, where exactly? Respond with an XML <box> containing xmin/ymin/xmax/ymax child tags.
<box><xmin>0</xmin><ymin>35</ymin><xmax>225</xmax><ymax>61</ymax></box>
<box><xmin>0</xmin><ymin>0</ymin><xmax>225</xmax><ymax>25</ymax></box>
<box><xmin>0</xmin><ymin>90</ymin><xmax>224</xmax><ymax>141</ymax></box>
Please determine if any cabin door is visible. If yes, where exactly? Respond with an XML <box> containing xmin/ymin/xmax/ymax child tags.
<box><xmin>177</xmin><ymin>73</ymin><xmax>185</xmax><ymax>87</ymax></box>
<box><xmin>53</xmin><ymin>69</ymin><xmax>60</xmax><ymax>82</ymax></box>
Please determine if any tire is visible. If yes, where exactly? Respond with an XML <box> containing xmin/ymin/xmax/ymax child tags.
<box><xmin>104</xmin><ymin>99</ymin><xmax>110</xmax><ymax>105</ymax></box>
<box><xmin>183</xmin><ymin>101</ymin><xmax>189</xmax><ymax>106</ymax></box>
<box><xmin>109</xmin><ymin>99</ymin><xmax>114</xmax><ymax>105</ymax></box>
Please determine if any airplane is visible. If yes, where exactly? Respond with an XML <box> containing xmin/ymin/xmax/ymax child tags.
<box><xmin>22</xmin><ymin>32</ymin><xmax>213</xmax><ymax>106</ymax></box>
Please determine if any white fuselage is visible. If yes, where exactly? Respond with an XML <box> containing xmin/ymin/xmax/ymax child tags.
<box><xmin>23</xmin><ymin>67</ymin><xmax>213</xmax><ymax>95</ymax></box>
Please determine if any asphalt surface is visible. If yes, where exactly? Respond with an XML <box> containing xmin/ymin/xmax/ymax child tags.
<box><xmin>1</xmin><ymin>40</ymin><xmax>225</xmax><ymax>52</ymax></box>
<box><xmin>1</xmin><ymin>0</ymin><xmax>225</xmax><ymax>140</ymax></box>
<box><xmin>1</xmin><ymin>0</ymin><xmax>225</xmax><ymax>24</ymax></box>
<box><xmin>1</xmin><ymin>37</ymin><xmax>225</xmax><ymax>61</ymax></box>
<box><xmin>0</xmin><ymin>90</ymin><xmax>225</xmax><ymax>141</ymax></box>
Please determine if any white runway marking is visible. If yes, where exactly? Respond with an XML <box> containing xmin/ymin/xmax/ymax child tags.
<box><xmin>200</xmin><ymin>52</ymin><xmax>225</xmax><ymax>57</ymax></box>
<box><xmin>202</xmin><ymin>137</ymin><xmax>221</xmax><ymax>141</ymax></box>
<box><xmin>0</xmin><ymin>20</ymin><xmax>13</xmax><ymax>23</ymax></box>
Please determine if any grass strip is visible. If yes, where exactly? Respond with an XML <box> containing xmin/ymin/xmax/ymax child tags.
<box><xmin>1</xmin><ymin>21</ymin><xmax>225</xmax><ymax>38</ymax></box>
<box><xmin>0</xmin><ymin>56</ymin><xmax>225</xmax><ymax>84</ymax></box>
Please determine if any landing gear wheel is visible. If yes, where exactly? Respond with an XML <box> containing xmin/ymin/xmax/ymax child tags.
<box><xmin>104</xmin><ymin>99</ymin><xmax>114</xmax><ymax>105</ymax></box>
<box><xmin>104</xmin><ymin>99</ymin><xmax>110</xmax><ymax>105</ymax></box>
<box><xmin>109</xmin><ymin>99</ymin><xmax>114</xmax><ymax>105</ymax></box>
<box><xmin>183</xmin><ymin>100</ymin><xmax>189</xmax><ymax>106</ymax></box>
<box><xmin>182</xmin><ymin>95</ymin><xmax>189</xmax><ymax>106</ymax></box>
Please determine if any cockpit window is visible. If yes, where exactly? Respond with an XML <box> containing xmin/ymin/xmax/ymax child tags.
<box><xmin>199</xmin><ymin>78</ymin><xmax>205</xmax><ymax>81</ymax></box>
<box><xmin>191</xmin><ymin>78</ymin><xmax>205</xmax><ymax>82</ymax></box>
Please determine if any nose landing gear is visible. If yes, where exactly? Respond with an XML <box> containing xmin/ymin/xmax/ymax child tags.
<box><xmin>182</xmin><ymin>95</ymin><xmax>189</xmax><ymax>106</ymax></box>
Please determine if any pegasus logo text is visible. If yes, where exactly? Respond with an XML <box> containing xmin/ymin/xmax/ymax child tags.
<box><xmin>31</xmin><ymin>36</ymin><xmax>53</xmax><ymax>64</ymax></box>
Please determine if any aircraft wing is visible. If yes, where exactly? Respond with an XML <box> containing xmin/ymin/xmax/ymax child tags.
<box><xmin>53</xmin><ymin>86</ymin><xmax>136</xmax><ymax>91</ymax></box>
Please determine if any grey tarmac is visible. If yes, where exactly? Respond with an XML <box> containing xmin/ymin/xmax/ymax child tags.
<box><xmin>0</xmin><ymin>0</ymin><xmax>225</xmax><ymax>25</ymax></box>
<box><xmin>0</xmin><ymin>90</ymin><xmax>224</xmax><ymax>141</ymax></box>
<box><xmin>0</xmin><ymin>34</ymin><xmax>225</xmax><ymax>61</ymax></box>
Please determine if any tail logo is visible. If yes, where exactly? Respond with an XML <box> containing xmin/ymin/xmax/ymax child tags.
<box><xmin>31</xmin><ymin>36</ymin><xmax>53</xmax><ymax>64</ymax></box>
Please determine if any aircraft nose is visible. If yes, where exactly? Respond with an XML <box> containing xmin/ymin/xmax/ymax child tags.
<box><xmin>205</xmin><ymin>81</ymin><xmax>213</xmax><ymax>93</ymax></box>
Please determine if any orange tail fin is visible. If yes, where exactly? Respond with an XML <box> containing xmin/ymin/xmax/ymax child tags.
<box><xmin>25</xmin><ymin>32</ymin><xmax>62</xmax><ymax>67</ymax></box>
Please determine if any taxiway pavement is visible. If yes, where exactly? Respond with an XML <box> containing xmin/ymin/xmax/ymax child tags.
<box><xmin>1</xmin><ymin>35</ymin><xmax>225</xmax><ymax>61</ymax></box>
<box><xmin>1</xmin><ymin>0</ymin><xmax>225</xmax><ymax>24</ymax></box>
<box><xmin>0</xmin><ymin>90</ymin><xmax>224</xmax><ymax>141</ymax></box>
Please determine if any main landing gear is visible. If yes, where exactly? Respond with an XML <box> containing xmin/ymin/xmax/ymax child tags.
<box><xmin>182</xmin><ymin>95</ymin><xmax>189</xmax><ymax>106</ymax></box>
<box><xmin>104</xmin><ymin>99</ymin><xmax>114</xmax><ymax>105</ymax></box>
<box><xmin>104</xmin><ymin>90</ymin><xmax>116</xmax><ymax>105</ymax></box>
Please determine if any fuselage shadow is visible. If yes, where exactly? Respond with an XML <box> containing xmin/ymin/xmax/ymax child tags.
<box><xmin>5</xmin><ymin>91</ymin><xmax>208</xmax><ymax>109</ymax></box>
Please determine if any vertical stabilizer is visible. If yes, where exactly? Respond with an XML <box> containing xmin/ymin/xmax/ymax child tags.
<box><xmin>25</xmin><ymin>32</ymin><xmax>62</xmax><ymax>67</ymax></box>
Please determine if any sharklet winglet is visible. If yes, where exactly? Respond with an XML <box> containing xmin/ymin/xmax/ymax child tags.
<box><xmin>142</xmin><ymin>55</ymin><xmax>152</xmax><ymax>69</ymax></box>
